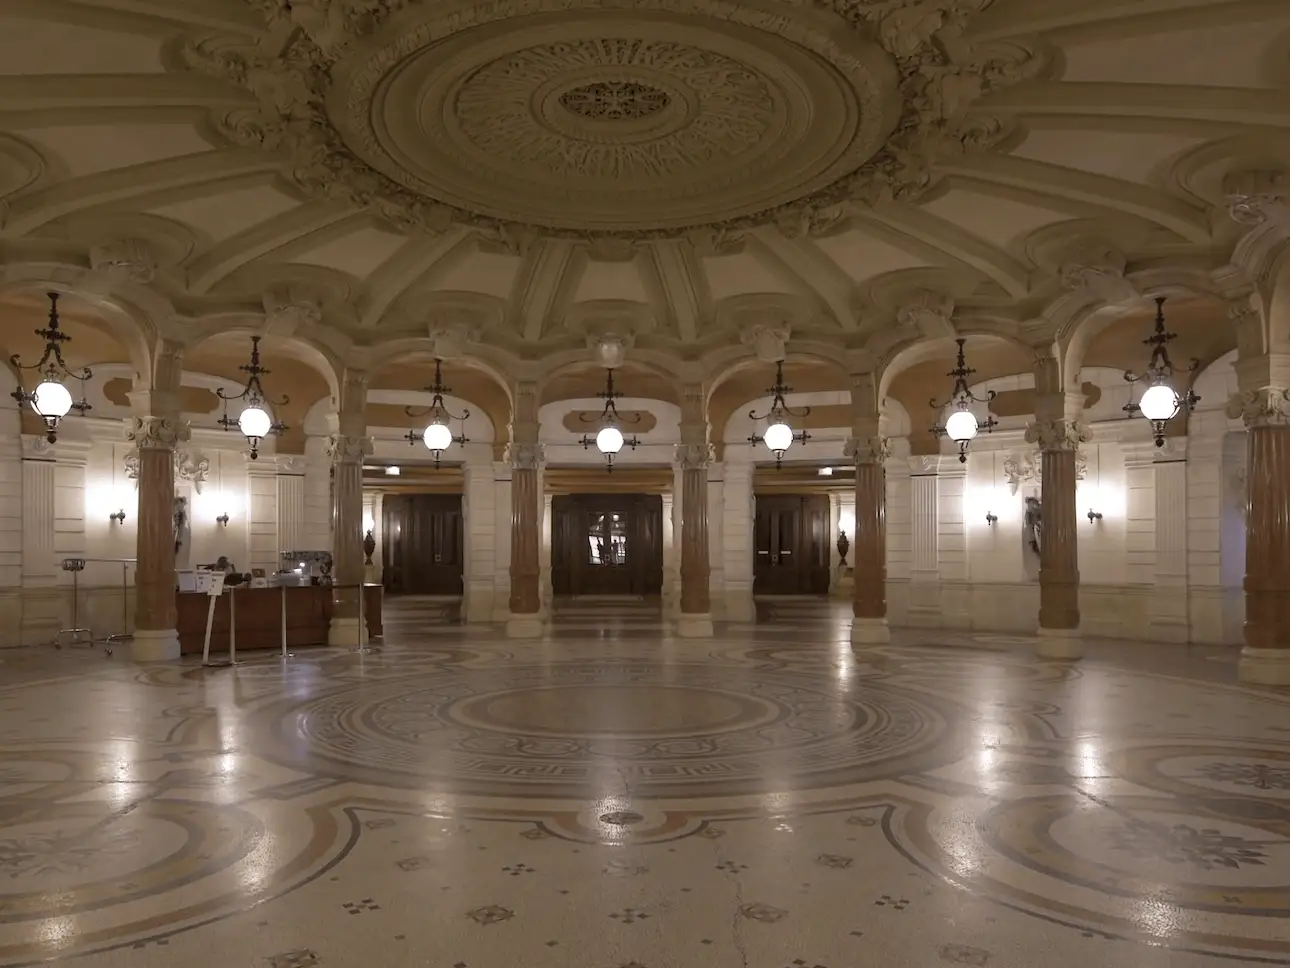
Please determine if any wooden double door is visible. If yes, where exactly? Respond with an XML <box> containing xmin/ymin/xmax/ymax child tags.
<box><xmin>381</xmin><ymin>494</ymin><xmax>464</xmax><ymax>595</ymax></box>
<box><xmin>551</xmin><ymin>493</ymin><xmax>663</xmax><ymax>597</ymax></box>
<box><xmin>753</xmin><ymin>494</ymin><xmax>831</xmax><ymax>595</ymax></box>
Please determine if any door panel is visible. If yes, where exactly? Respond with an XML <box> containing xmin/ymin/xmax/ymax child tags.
<box><xmin>551</xmin><ymin>493</ymin><xmax>663</xmax><ymax>597</ymax></box>
<box><xmin>381</xmin><ymin>494</ymin><xmax>464</xmax><ymax>595</ymax></box>
<box><xmin>753</xmin><ymin>494</ymin><xmax>831</xmax><ymax>595</ymax></box>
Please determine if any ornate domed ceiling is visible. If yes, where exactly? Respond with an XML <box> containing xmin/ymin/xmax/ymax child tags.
<box><xmin>0</xmin><ymin>0</ymin><xmax>1286</xmax><ymax>368</ymax></box>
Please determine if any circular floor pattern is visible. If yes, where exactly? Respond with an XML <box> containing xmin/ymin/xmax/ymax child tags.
<box><xmin>255</xmin><ymin>659</ymin><xmax>963</xmax><ymax>799</ymax></box>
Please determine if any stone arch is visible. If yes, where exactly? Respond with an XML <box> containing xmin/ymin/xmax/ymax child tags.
<box><xmin>536</xmin><ymin>354</ymin><xmax>684</xmax><ymax>408</ymax></box>
<box><xmin>365</xmin><ymin>338</ymin><xmax>515</xmax><ymax>414</ymax></box>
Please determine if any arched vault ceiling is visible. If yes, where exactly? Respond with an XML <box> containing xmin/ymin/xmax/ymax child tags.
<box><xmin>0</xmin><ymin>0</ymin><xmax>1287</xmax><ymax>367</ymax></box>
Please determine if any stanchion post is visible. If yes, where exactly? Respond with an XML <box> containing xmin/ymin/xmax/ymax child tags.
<box><xmin>229</xmin><ymin>586</ymin><xmax>237</xmax><ymax>664</ymax></box>
<box><xmin>357</xmin><ymin>582</ymin><xmax>365</xmax><ymax>651</ymax></box>
<box><xmin>280</xmin><ymin>583</ymin><xmax>288</xmax><ymax>658</ymax></box>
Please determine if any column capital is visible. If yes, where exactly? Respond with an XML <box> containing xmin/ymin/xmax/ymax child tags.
<box><xmin>674</xmin><ymin>443</ymin><xmax>713</xmax><ymax>470</ymax></box>
<box><xmin>505</xmin><ymin>441</ymin><xmax>544</xmax><ymax>470</ymax></box>
<box><xmin>125</xmin><ymin>415</ymin><xmax>186</xmax><ymax>451</ymax></box>
<box><xmin>327</xmin><ymin>434</ymin><xmax>372</xmax><ymax>464</ymax></box>
<box><xmin>1226</xmin><ymin>387</ymin><xmax>1290</xmax><ymax>428</ymax></box>
<box><xmin>1025</xmin><ymin>418</ymin><xmax>1090</xmax><ymax>452</ymax></box>
<box><xmin>845</xmin><ymin>435</ymin><xmax>890</xmax><ymax>465</ymax></box>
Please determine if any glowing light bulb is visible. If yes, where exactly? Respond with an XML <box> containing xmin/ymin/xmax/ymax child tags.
<box><xmin>31</xmin><ymin>380</ymin><xmax>73</xmax><ymax>418</ymax></box>
<box><xmin>238</xmin><ymin>406</ymin><xmax>272</xmax><ymax>439</ymax></box>
<box><xmin>763</xmin><ymin>422</ymin><xmax>794</xmax><ymax>453</ymax></box>
<box><xmin>944</xmin><ymin>409</ymin><xmax>979</xmax><ymax>442</ymax></box>
<box><xmin>596</xmin><ymin>425</ymin><xmax>625</xmax><ymax>454</ymax></box>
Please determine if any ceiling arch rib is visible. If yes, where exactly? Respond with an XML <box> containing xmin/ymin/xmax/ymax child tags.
<box><xmin>512</xmin><ymin>241</ymin><xmax>576</xmax><ymax>343</ymax></box>
<box><xmin>864</xmin><ymin>208</ymin><xmax>1032</xmax><ymax>298</ymax></box>
<box><xmin>357</xmin><ymin>228</ymin><xmax>473</xmax><ymax>330</ymax></box>
<box><xmin>7</xmin><ymin>0</ymin><xmax>269</xmax><ymax>34</ymax></box>
<box><xmin>2</xmin><ymin>149</ymin><xmax>275</xmax><ymax>237</ymax></box>
<box><xmin>938</xmin><ymin>156</ymin><xmax>1211</xmax><ymax>243</ymax></box>
<box><xmin>967</xmin><ymin>0</ymin><xmax>1257</xmax><ymax>41</ymax></box>
<box><xmin>186</xmin><ymin>200</ymin><xmax>353</xmax><ymax>294</ymax></box>
<box><xmin>748</xmin><ymin>229</ymin><xmax>858</xmax><ymax>330</ymax></box>
<box><xmin>0</xmin><ymin>74</ymin><xmax>251</xmax><ymax>113</ymax></box>
<box><xmin>982</xmin><ymin>83</ymin><xmax>1290</xmax><ymax>128</ymax></box>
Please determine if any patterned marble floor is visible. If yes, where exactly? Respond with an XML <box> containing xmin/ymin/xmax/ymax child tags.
<box><xmin>1</xmin><ymin>612</ymin><xmax>1288</xmax><ymax>967</ymax></box>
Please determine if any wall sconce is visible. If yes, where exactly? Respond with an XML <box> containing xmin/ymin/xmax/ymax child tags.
<box><xmin>109</xmin><ymin>509</ymin><xmax>126</xmax><ymax>525</ymax></box>
<box><xmin>1087</xmin><ymin>508</ymin><xmax>1103</xmax><ymax>523</ymax></box>
<box><xmin>216</xmin><ymin>512</ymin><xmax>230</xmax><ymax>527</ymax></box>
<box><xmin>985</xmin><ymin>512</ymin><xmax>998</xmax><ymax>526</ymax></box>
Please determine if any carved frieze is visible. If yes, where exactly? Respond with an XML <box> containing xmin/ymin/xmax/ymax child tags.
<box><xmin>1224</xmin><ymin>169</ymin><xmax>1290</xmax><ymax>227</ymax></box>
<box><xmin>125</xmin><ymin>416</ymin><xmax>184</xmax><ymax>451</ymax></box>
<box><xmin>1003</xmin><ymin>447</ymin><xmax>1087</xmax><ymax>495</ymax></box>
<box><xmin>327</xmin><ymin>434</ymin><xmax>372</xmax><ymax>464</ymax></box>
<box><xmin>674</xmin><ymin>443</ymin><xmax>714</xmax><ymax>470</ymax></box>
<box><xmin>124</xmin><ymin>446</ymin><xmax>211</xmax><ymax>492</ymax></box>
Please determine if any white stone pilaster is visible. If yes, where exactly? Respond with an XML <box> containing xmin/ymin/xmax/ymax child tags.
<box><xmin>463</xmin><ymin>460</ymin><xmax>497</xmax><ymax>623</ymax></box>
<box><xmin>492</xmin><ymin>461</ymin><xmax>512</xmax><ymax>621</ymax></box>
<box><xmin>934</xmin><ymin>455</ymin><xmax>967</xmax><ymax>626</ymax></box>
<box><xmin>1151</xmin><ymin>446</ymin><xmax>1189</xmax><ymax>641</ymax></box>
<box><xmin>20</xmin><ymin>440</ymin><xmax>59</xmax><ymax>644</ymax></box>
<box><xmin>720</xmin><ymin>460</ymin><xmax>755</xmax><ymax>622</ymax></box>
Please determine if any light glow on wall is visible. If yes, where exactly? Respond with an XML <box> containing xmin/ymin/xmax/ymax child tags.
<box><xmin>964</xmin><ymin>485</ymin><xmax>1015</xmax><ymax>529</ymax></box>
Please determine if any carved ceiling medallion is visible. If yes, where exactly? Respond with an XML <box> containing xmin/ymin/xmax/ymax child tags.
<box><xmin>185</xmin><ymin>0</ymin><xmax>1042</xmax><ymax>241</ymax></box>
<box><xmin>558</xmin><ymin>80</ymin><xmax>672</xmax><ymax>121</ymax></box>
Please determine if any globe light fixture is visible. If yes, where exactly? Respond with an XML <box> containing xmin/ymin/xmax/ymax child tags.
<box><xmin>930</xmin><ymin>338</ymin><xmax>996</xmax><ymax>463</ymax></box>
<box><xmin>748</xmin><ymin>360</ymin><xmax>810</xmax><ymax>467</ymax></box>
<box><xmin>579</xmin><ymin>368</ymin><xmax>640</xmax><ymax>471</ymax></box>
<box><xmin>217</xmin><ymin>336</ymin><xmax>287</xmax><ymax>460</ymax></box>
<box><xmin>10</xmin><ymin>292</ymin><xmax>93</xmax><ymax>443</ymax></box>
<box><xmin>1123</xmin><ymin>298</ymin><xmax>1199</xmax><ymax>446</ymax></box>
<box><xmin>403</xmin><ymin>358</ymin><xmax>470</xmax><ymax>468</ymax></box>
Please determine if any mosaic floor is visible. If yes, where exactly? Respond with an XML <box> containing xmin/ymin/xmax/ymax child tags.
<box><xmin>1</xmin><ymin>611</ymin><xmax>1289</xmax><ymax>967</ymax></box>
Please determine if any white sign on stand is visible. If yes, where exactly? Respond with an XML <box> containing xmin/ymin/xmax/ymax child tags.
<box><xmin>201</xmin><ymin>575</ymin><xmax>236</xmax><ymax>667</ymax></box>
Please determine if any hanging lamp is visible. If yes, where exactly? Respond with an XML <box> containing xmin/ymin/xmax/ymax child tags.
<box><xmin>579</xmin><ymin>367</ymin><xmax>640</xmax><ymax>471</ymax></box>
<box><xmin>403</xmin><ymin>358</ymin><xmax>469</xmax><ymax>468</ymax></box>
<box><xmin>747</xmin><ymin>360</ymin><xmax>809</xmax><ymax>468</ymax></box>
<box><xmin>216</xmin><ymin>335</ymin><xmax>288</xmax><ymax>460</ymax></box>
<box><xmin>930</xmin><ymin>338</ymin><xmax>996</xmax><ymax>463</ymax></box>
<box><xmin>10</xmin><ymin>292</ymin><xmax>93</xmax><ymax>443</ymax></box>
<box><xmin>1122</xmin><ymin>297</ymin><xmax>1199</xmax><ymax>446</ymax></box>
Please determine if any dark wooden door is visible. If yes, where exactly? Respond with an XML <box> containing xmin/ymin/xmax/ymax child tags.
<box><xmin>381</xmin><ymin>494</ymin><xmax>464</xmax><ymax>595</ymax></box>
<box><xmin>753</xmin><ymin>494</ymin><xmax>830</xmax><ymax>595</ymax></box>
<box><xmin>551</xmin><ymin>494</ymin><xmax>662</xmax><ymax>597</ymax></box>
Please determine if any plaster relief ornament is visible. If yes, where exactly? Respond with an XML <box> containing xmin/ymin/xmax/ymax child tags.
<box><xmin>181</xmin><ymin>0</ymin><xmax>1042</xmax><ymax>242</ymax></box>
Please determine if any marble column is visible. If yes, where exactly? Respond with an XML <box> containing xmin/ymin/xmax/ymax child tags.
<box><xmin>1025</xmin><ymin>418</ymin><xmax>1088</xmax><ymax>659</ymax></box>
<box><xmin>126</xmin><ymin>415</ymin><xmax>183</xmax><ymax>660</ymax></box>
<box><xmin>848</xmin><ymin>435</ymin><xmax>890</xmax><ymax>644</ymax></box>
<box><xmin>327</xmin><ymin>434</ymin><xmax>369</xmax><ymax>645</ymax></box>
<box><xmin>506</xmin><ymin>442</ymin><xmax>543</xmax><ymax>638</ymax></box>
<box><xmin>1227</xmin><ymin>387</ymin><xmax>1290</xmax><ymax>683</ymax></box>
<box><xmin>675</xmin><ymin>442</ymin><xmax>713</xmax><ymax>637</ymax></box>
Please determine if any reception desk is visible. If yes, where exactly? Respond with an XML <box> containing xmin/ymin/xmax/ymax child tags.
<box><xmin>176</xmin><ymin>583</ymin><xmax>383</xmax><ymax>655</ymax></box>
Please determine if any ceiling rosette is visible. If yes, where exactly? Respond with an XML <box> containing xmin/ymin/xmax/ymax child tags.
<box><xmin>181</xmin><ymin>0</ymin><xmax>1044</xmax><ymax>244</ymax></box>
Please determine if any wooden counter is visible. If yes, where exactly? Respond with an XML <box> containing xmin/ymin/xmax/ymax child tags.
<box><xmin>177</xmin><ymin>583</ymin><xmax>383</xmax><ymax>655</ymax></box>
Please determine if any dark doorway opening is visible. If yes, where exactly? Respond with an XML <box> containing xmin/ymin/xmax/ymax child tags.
<box><xmin>753</xmin><ymin>493</ymin><xmax>831</xmax><ymax>595</ymax></box>
<box><xmin>381</xmin><ymin>493</ymin><xmax>464</xmax><ymax>595</ymax></box>
<box><xmin>551</xmin><ymin>493</ymin><xmax>663</xmax><ymax>597</ymax></box>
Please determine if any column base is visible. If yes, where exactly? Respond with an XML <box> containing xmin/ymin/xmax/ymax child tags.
<box><xmin>1238</xmin><ymin>647</ymin><xmax>1290</xmax><ymax>685</ymax></box>
<box><xmin>850</xmin><ymin>616</ymin><xmax>890</xmax><ymax>645</ymax></box>
<box><xmin>328</xmin><ymin>616</ymin><xmax>369</xmax><ymax>647</ymax></box>
<box><xmin>1036</xmin><ymin>626</ymin><xmax>1083</xmax><ymax>660</ymax></box>
<box><xmin>723</xmin><ymin>588</ymin><xmax>756</xmax><ymax>623</ymax></box>
<box><xmin>675</xmin><ymin>613</ymin><xmax>714</xmax><ymax>638</ymax></box>
<box><xmin>506</xmin><ymin>615</ymin><xmax>544</xmax><ymax>639</ymax></box>
<box><xmin>129</xmin><ymin>628</ymin><xmax>180</xmax><ymax>662</ymax></box>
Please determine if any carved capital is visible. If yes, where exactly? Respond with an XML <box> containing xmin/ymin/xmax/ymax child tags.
<box><xmin>741</xmin><ymin>324</ymin><xmax>790</xmax><ymax>363</ymax></box>
<box><xmin>1224</xmin><ymin>169</ymin><xmax>1290</xmax><ymax>227</ymax></box>
<box><xmin>262</xmin><ymin>287</ymin><xmax>322</xmax><ymax>335</ymax></box>
<box><xmin>427</xmin><ymin>323</ymin><xmax>480</xmax><ymax>360</ymax></box>
<box><xmin>1226</xmin><ymin>387</ymin><xmax>1290</xmax><ymax>428</ymax></box>
<box><xmin>1024</xmin><ymin>418</ymin><xmax>1090</xmax><ymax>452</ymax></box>
<box><xmin>895</xmin><ymin>290</ymin><xmax>954</xmax><ymax>337</ymax></box>
<box><xmin>588</xmin><ymin>333</ymin><xmax>633</xmax><ymax>370</ymax></box>
<box><xmin>674</xmin><ymin>443</ymin><xmax>714</xmax><ymax>470</ymax></box>
<box><xmin>844</xmin><ymin>435</ymin><xmax>890</xmax><ymax>466</ymax></box>
<box><xmin>20</xmin><ymin>435</ymin><xmax>56</xmax><ymax>459</ymax></box>
<box><xmin>90</xmin><ymin>238</ymin><xmax>156</xmax><ymax>285</ymax></box>
<box><xmin>1059</xmin><ymin>248</ymin><xmax>1136</xmax><ymax>305</ymax></box>
<box><xmin>125</xmin><ymin>416</ymin><xmax>185</xmax><ymax>451</ymax></box>
<box><xmin>327</xmin><ymin>434</ymin><xmax>372</xmax><ymax>464</ymax></box>
<box><xmin>907</xmin><ymin>455</ymin><xmax>938</xmax><ymax>476</ymax></box>
<box><xmin>505</xmin><ymin>441</ymin><xmax>544</xmax><ymax>470</ymax></box>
